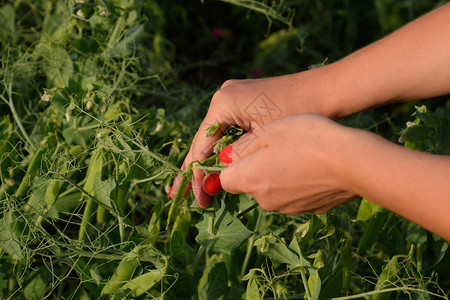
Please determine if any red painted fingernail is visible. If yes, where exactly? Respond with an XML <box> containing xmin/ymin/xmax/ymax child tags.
<box><xmin>203</xmin><ymin>173</ymin><xmax>223</xmax><ymax>196</ymax></box>
<box><xmin>168</xmin><ymin>185</ymin><xmax>174</xmax><ymax>198</ymax></box>
<box><xmin>219</xmin><ymin>145</ymin><xmax>233</xmax><ymax>165</ymax></box>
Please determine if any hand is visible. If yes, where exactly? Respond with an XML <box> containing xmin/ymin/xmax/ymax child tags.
<box><xmin>170</xmin><ymin>73</ymin><xmax>332</xmax><ymax>208</ymax></box>
<box><xmin>220</xmin><ymin>114</ymin><xmax>358</xmax><ymax>214</ymax></box>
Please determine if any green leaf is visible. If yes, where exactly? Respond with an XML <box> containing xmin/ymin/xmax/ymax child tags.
<box><xmin>243</xmin><ymin>269</ymin><xmax>260</xmax><ymax>300</ymax></box>
<box><xmin>199</xmin><ymin>262</ymin><xmax>228</xmax><ymax>300</ymax></box>
<box><xmin>254</xmin><ymin>235</ymin><xmax>311</xmax><ymax>270</ymax></box>
<box><xmin>93</xmin><ymin>174</ymin><xmax>116</xmax><ymax>211</ymax></box>
<box><xmin>171</xmin><ymin>231</ymin><xmax>195</xmax><ymax>266</ymax></box>
<box><xmin>308</xmin><ymin>250</ymin><xmax>324</xmax><ymax>299</ymax></box>
<box><xmin>357</xmin><ymin>211</ymin><xmax>389</xmax><ymax>254</ymax></box>
<box><xmin>295</xmin><ymin>214</ymin><xmax>326</xmax><ymax>246</ymax></box>
<box><xmin>46</xmin><ymin>192</ymin><xmax>81</xmax><ymax>219</ymax></box>
<box><xmin>0</xmin><ymin>211</ymin><xmax>23</xmax><ymax>262</ymax></box>
<box><xmin>43</xmin><ymin>48</ymin><xmax>73</xmax><ymax>88</ymax></box>
<box><xmin>357</xmin><ymin>198</ymin><xmax>385</xmax><ymax>221</ymax></box>
<box><xmin>120</xmin><ymin>268</ymin><xmax>165</xmax><ymax>297</ymax></box>
<box><xmin>318</xmin><ymin>239</ymin><xmax>352</xmax><ymax>299</ymax></box>
<box><xmin>405</xmin><ymin>222</ymin><xmax>427</xmax><ymax>245</ymax></box>
<box><xmin>372</xmin><ymin>255</ymin><xmax>401</xmax><ymax>300</ymax></box>
<box><xmin>224</xmin><ymin>286</ymin><xmax>245</xmax><ymax>300</ymax></box>
<box><xmin>62</xmin><ymin>117</ymin><xmax>98</xmax><ymax>146</ymax></box>
<box><xmin>66</xmin><ymin>257</ymin><xmax>98</xmax><ymax>295</ymax></box>
<box><xmin>205</xmin><ymin>122</ymin><xmax>222</xmax><ymax>137</ymax></box>
<box><xmin>23</xmin><ymin>271</ymin><xmax>50</xmax><ymax>300</ymax></box>
<box><xmin>196</xmin><ymin>216</ymin><xmax>253</xmax><ymax>255</ymax></box>
<box><xmin>0</xmin><ymin>4</ymin><xmax>16</xmax><ymax>44</ymax></box>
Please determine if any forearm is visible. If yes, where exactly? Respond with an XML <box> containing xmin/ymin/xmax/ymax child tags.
<box><xmin>291</xmin><ymin>3</ymin><xmax>450</xmax><ymax>119</ymax></box>
<box><xmin>335</xmin><ymin>127</ymin><xmax>450</xmax><ymax>241</ymax></box>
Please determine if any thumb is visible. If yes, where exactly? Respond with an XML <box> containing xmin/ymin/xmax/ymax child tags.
<box><xmin>220</xmin><ymin>149</ymin><xmax>263</xmax><ymax>195</ymax></box>
<box><xmin>219</xmin><ymin>130</ymin><xmax>267</xmax><ymax>194</ymax></box>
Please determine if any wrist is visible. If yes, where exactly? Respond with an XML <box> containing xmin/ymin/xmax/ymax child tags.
<box><xmin>322</xmin><ymin>124</ymin><xmax>369</xmax><ymax>196</ymax></box>
<box><xmin>287</xmin><ymin>66</ymin><xmax>340</xmax><ymax>119</ymax></box>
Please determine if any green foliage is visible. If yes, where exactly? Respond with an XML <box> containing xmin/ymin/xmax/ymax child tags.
<box><xmin>0</xmin><ymin>0</ymin><xmax>449</xmax><ymax>299</ymax></box>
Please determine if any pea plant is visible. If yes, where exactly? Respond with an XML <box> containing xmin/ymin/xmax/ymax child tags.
<box><xmin>0</xmin><ymin>0</ymin><xmax>449</xmax><ymax>299</ymax></box>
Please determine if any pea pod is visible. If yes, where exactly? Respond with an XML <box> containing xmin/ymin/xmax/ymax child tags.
<box><xmin>171</xmin><ymin>203</ymin><xmax>191</xmax><ymax>240</ymax></box>
<box><xmin>15</xmin><ymin>147</ymin><xmax>44</xmax><ymax>198</ymax></box>
<box><xmin>166</xmin><ymin>164</ymin><xmax>191</xmax><ymax>228</ymax></box>
<box><xmin>146</xmin><ymin>201</ymin><xmax>163</xmax><ymax>245</ymax></box>
<box><xmin>243</xmin><ymin>269</ymin><xmax>260</xmax><ymax>300</ymax></box>
<box><xmin>101</xmin><ymin>245</ymin><xmax>142</xmax><ymax>295</ymax></box>
<box><xmin>372</xmin><ymin>255</ymin><xmax>401</xmax><ymax>300</ymax></box>
<box><xmin>120</xmin><ymin>268</ymin><xmax>165</xmax><ymax>297</ymax></box>
<box><xmin>96</xmin><ymin>205</ymin><xmax>107</xmax><ymax>229</ymax></box>
<box><xmin>116</xmin><ymin>183</ymin><xmax>130</xmax><ymax>213</ymax></box>
<box><xmin>45</xmin><ymin>159</ymin><xmax>67</xmax><ymax>209</ymax></box>
<box><xmin>78</xmin><ymin>147</ymin><xmax>103</xmax><ymax>241</ymax></box>
<box><xmin>97</xmin><ymin>182</ymin><xmax>130</xmax><ymax>227</ymax></box>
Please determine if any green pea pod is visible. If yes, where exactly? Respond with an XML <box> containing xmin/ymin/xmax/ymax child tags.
<box><xmin>120</xmin><ymin>268</ymin><xmax>165</xmax><ymax>297</ymax></box>
<box><xmin>45</xmin><ymin>159</ymin><xmax>67</xmax><ymax>209</ymax></box>
<box><xmin>146</xmin><ymin>202</ymin><xmax>163</xmax><ymax>245</ymax></box>
<box><xmin>171</xmin><ymin>203</ymin><xmax>191</xmax><ymax>240</ymax></box>
<box><xmin>372</xmin><ymin>255</ymin><xmax>401</xmax><ymax>300</ymax></box>
<box><xmin>15</xmin><ymin>147</ymin><xmax>44</xmax><ymax>198</ymax></box>
<box><xmin>243</xmin><ymin>269</ymin><xmax>260</xmax><ymax>300</ymax></box>
<box><xmin>166</xmin><ymin>173</ymin><xmax>188</xmax><ymax>229</ymax></box>
<box><xmin>116</xmin><ymin>183</ymin><xmax>130</xmax><ymax>213</ymax></box>
<box><xmin>101</xmin><ymin>245</ymin><xmax>142</xmax><ymax>295</ymax></box>
<box><xmin>97</xmin><ymin>181</ymin><xmax>130</xmax><ymax>229</ymax></box>
<box><xmin>96</xmin><ymin>206</ymin><xmax>107</xmax><ymax>228</ymax></box>
<box><xmin>78</xmin><ymin>148</ymin><xmax>103</xmax><ymax>241</ymax></box>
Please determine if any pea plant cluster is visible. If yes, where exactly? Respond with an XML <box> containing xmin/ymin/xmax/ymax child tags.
<box><xmin>0</xmin><ymin>0</ymin><xmax>449</xmax><ymax>299</ymax></box>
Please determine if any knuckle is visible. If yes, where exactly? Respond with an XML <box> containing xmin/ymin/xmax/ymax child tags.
<box><xmin>211</xmin><ymin>88</ymin><xmax>231</xmax><ymax>105</ymax></box>
<box><xmin>220</xmin><ymin>79</ymin><xmax>238</xmax><ymax>89</ymax></box>
<box><xmin>218</xmin><ymin>169</ymin><xmax>229</xmax><ymax>187</ymax></box>
<box><xmin>219</xmin><ymin>167</ymin><xmax>236</xmax><ymax>193</ymax></box>
<box><xmin>312</xmin><ymin>207</ymin><xmax>331</xmax><ymax>215</ymax></box>
<box><xmin>258</xmin><ymin>199</ymin><xmax>276</xmax><ymax>212</ymax></box>
<box><xmin>210</xmin><ymin>89</ymin><xmax>225</xmax><ymax>107</ymax></box>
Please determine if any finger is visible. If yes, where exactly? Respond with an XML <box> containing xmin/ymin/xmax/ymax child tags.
<box><xmin>192</xmin><ymin>168</ymin><xmax>211</xmax><ymax>209</ymax></box>
<box><xmin>220</xmin><ymin>78</ymin><xmax>263</xmax><ymax>89</ymax></box>
<box><xmin>220</xmin><ymin>146</ymin><xmax>266</xmax><ymax>195</ymax></box>
<box><xmin>219</xmin><ymin>129</ymin><xmax>267</xmax><ymax>166</ymax></box>
<box><xmin>168</xmin><ymin>174</ymin><xmax>192</xmax><ymax>199</ymax></box>
<box><xmin>169</xmin><ymin>119</ymin><xmax>222</xmax><ymax>198</ymax></box>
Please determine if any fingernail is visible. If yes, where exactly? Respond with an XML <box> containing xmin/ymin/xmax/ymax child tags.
<box><xmin>168</xmin><ymin>185</ymin><xmax>174</xmax><ymax>198</ymax></box>
<box><xmin>219</xmin><ymin>145</ymin><xmax>232</xmax><ymax>165</ymax></box>
<box><xmin>202</xmin><ymin>172</ymin><xmax>223</xmax><ymax>196</ymax></box>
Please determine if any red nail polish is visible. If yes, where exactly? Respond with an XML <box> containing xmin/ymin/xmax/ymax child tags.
<box><xmin>219</xmin><ymin>145</ymin><xmax>233</xmax><ymax>165</ymax></box>
<box><xmin>203</xmin><ymin>173</ymin><xmax>223</xmax><ymax>196</ymax></box>
<box><xmin>168</xmin><ymin>185</ymin><xmax>174</xmax><ymax>198</ymax></box>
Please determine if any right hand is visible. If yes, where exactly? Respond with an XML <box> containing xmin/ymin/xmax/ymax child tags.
<box><xmin>170</xmin><ymin>71</ymin><xmax>332</xmax><ymax>208</ymax></box>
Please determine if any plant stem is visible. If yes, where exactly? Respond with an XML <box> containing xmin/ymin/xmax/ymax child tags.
<box><xmin>240</xmin><ymin>208</ymin><xmax>262</xmax><ymax>279</ymax></box>
<box><xmin>0</xmin><ymin>80</ymin><xmax>36</xmax><ymax>150</ymax></box>
<box><xmin>192</xmin><ymin>165</ymin><xmax>226</xmax><ymax>172</ymax></box>
<box><xmin>219</xmin><ymin>0</ymin><xmax>293</xmax><ymax>28</ymax></box>
<box><xmin>299</xmin><ymin>267</ymin><xmax>311</xmax><ymax>299</ymax></box>
<box><xmin>331</xmin><ymin>287</ymin><xmax>447</xmax><ymax>300</ymax></box>
<box><xmin>73</xmin><ymin>102</ymin><xmax>181</xmax><ymax>174</ymax></box>
<box><xmin>237</xmin><ymin>202</ymin><xmax>259</xmax><ymax>219</ymax></box>
<box><xmin>192</xmin><ymin>245</ymin><xmax>205</xmax><ymax>271</ymax></box>
<box><xmin>47</xmin><ymin>249</ymin><xmax>165</xmax><ymax>263</ymax></box>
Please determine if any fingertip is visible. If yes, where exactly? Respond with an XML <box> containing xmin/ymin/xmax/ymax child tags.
<box><xmin>192</xmin><ymin>180</ymin><xmax>212</xmax><ymax>209</ymax></box>
<box><xmin>168</xmin><ymin>175</ymin><xmax>192</xmax><ymax>199</ymax></box>
<box><xmin>198</xmin><ymin>195</ymin><xmax>212</xmax><ymax>209</ymax></box>
<box><xmin>203</xmin><ymin>172</ymin><xmax>223</xmax><ymax>195</ymax></box>
<box><xmin>167</xmin><ymin>184</ymin><xmax>174</xmax><ymax>199</ymax></box>
<box><xmin>219</xmin><ymin>145</ymin><xmax>233</xmax><ymax>165</ymax></box>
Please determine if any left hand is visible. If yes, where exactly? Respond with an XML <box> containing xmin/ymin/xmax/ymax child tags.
<box><xmin>219</xmin><ymin>114</ymin><xmax>358</xmax><ymax>214</ymax></box>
